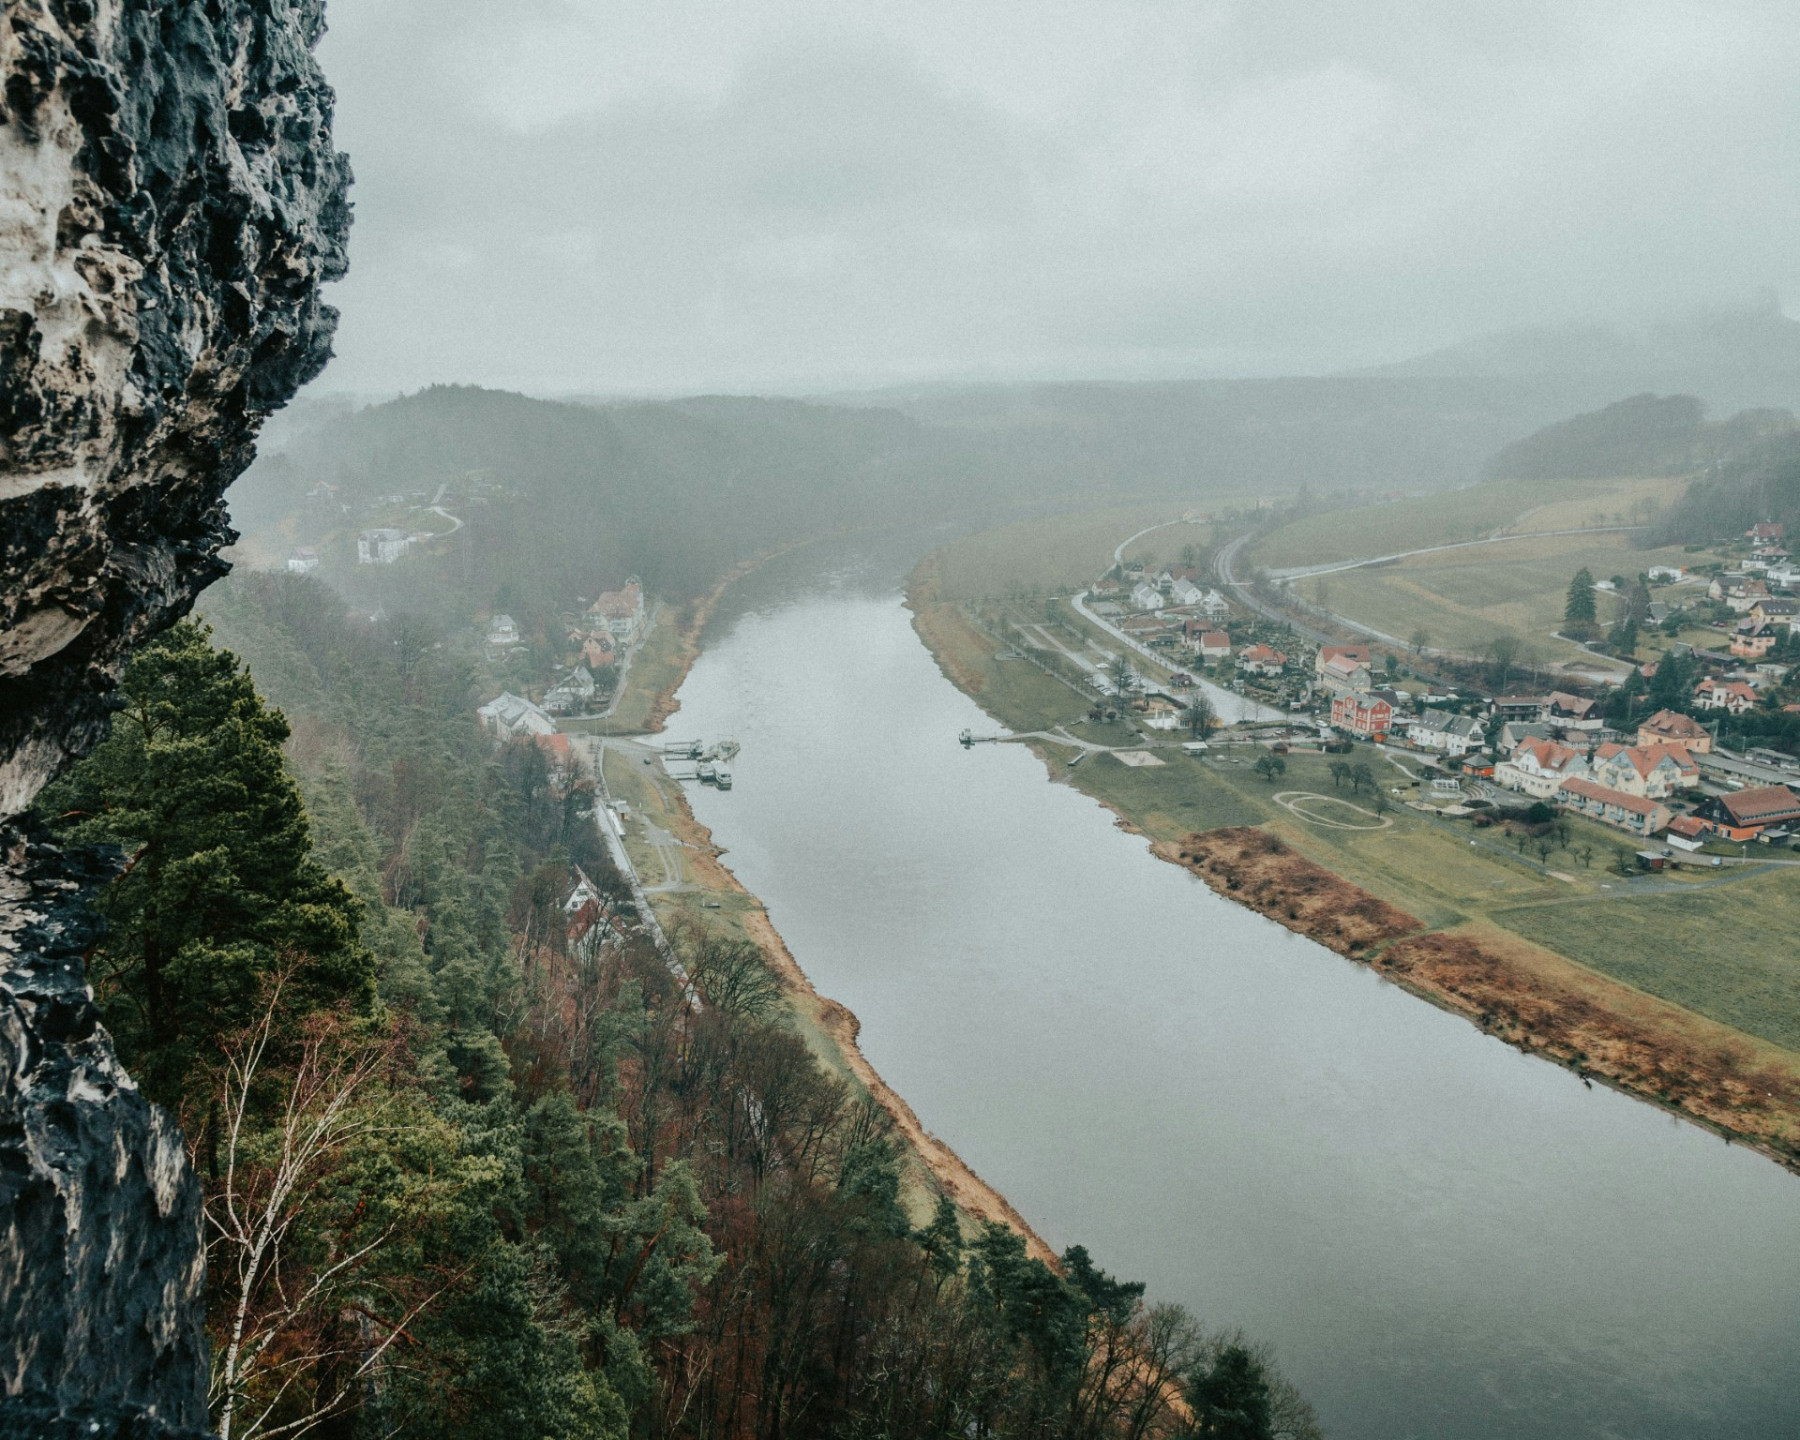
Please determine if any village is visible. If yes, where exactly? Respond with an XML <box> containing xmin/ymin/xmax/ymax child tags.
<box><xmin>1001</xmin><ymin>519</ymin><xmax>1800</xmax><ymax>871</ymax></box>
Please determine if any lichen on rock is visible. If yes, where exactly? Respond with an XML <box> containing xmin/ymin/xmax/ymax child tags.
<box><xmin>0</xmin><ymin>1</ymin><xmax>351</xmax><ymax>1432</ymax></box>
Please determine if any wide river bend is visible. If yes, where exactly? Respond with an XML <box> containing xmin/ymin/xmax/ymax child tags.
<box><xmin>671</xmin><ymin>538</ymin><xmax>1800</xmax><ymax>1440</ymax></box>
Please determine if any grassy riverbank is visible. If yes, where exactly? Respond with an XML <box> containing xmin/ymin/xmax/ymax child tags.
<box><xmin>907</xmin><ymin>584</ymin><xmax>1800</xmax><ymax>1170</ymax></box>
<box><xmin>586</xmin><ymin>565</ymin><xmax>1059</xmax><ymax>1259</ymax></box>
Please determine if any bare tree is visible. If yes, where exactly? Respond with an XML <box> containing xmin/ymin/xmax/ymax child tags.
<box><xmin>1487</xmin><ymin>634</ymin><xmax>1521</xmax><ymax>688</ymax></box>
<box><xmin>1183</xmin><ymin>692</ymin><xmax>1217</xmax><ymax>739</ymax></box>
<box><xmin>206</xmin><ymin>972</ymin><xmax>441</xmax><ymax>1440</ymax></box>
<box><xmin>1108</xmin><ymin>652</ymin><xmax>1137</xmax><ymax>699</ymax></box>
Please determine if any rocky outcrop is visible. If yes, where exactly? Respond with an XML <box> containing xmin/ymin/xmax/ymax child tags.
<box><xmin>0</xmin><ymin>824</ymin><xmax>209</xmax><ymax>1439</ymax></box>
<box><xmin>0</xmin><ymin>1</ymin><xmax>351</xmax><ymax>1432</ymax></box>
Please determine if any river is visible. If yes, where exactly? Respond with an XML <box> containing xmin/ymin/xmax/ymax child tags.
<box><xmin>669</xmin><ymin>534</ymin><xmax>1800</xmax><ymax>1440</ymax></box>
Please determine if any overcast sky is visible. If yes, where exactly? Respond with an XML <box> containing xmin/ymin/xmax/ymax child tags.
<box><xmin>311</xmin><ymin>0</ymin><xmax>1800</xmax><ymax>397</ymax></box>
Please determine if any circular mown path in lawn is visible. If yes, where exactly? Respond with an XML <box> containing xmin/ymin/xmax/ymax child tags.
<box><xmin>1272</xmin><ymin>790</ymin><xmax>1394</xmax><ymax>830</ymax></box>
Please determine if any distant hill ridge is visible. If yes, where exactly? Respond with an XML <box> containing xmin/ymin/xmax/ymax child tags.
<box><xmin>230</xmin><ymin>375</ymin><xmax>1598</xmax><ymax>612</ymax></box>
<box><xmin>1485</xmin><ymin>394</ymin><xmax>1797</xmax><ymax>481</ymax></box>
<box><xmin>1358</xmin><ymin>291</ymin><xmax>1800</xmax><ymax>415</ymax></box>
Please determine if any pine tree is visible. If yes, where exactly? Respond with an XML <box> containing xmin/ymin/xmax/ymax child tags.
<box><xmin>1190</xmin><ymin>1344</ymin><xmax>1275</xmax><ymax>1439</ymax></box>
<box><xmin>39</xmin><ymin>621</ymin><xmax>373</xmax><ymax>1106</ymax></box>
<box><xmin>1565</xmin><ymin>568</ymin><xmax>1598</xmax><ymax>631</ymax></box>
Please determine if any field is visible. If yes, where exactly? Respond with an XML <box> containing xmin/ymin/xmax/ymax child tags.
<box><xmin>1289</xmin><ymin>533</ymin><xmax>1712</xmax><ymax>665</ymax></box>
<box><xmin>1493</xmin><ymin>878</ymin><xmax>1800</xmax><ymax>1053</ymax></box>
<box><xmin>1247</xmin><ymin>475</ymin><xmax>1693</xmax><ymax>571</ymax></box>
<box><xmin>911</xmin><ymin>596</ymin><xmax>1800</xmax><ymax>1093</ymax></box>
<box><xmin>915</xmin><ymin>502</ymin><xmax>1217</xmax><ymax>601</ymax></box>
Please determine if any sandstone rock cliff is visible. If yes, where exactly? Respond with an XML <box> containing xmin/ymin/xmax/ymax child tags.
<box><xmin>0</xmin><ymin>2</ymin><xmax>350</xmax><ymax>1432</ymax></box>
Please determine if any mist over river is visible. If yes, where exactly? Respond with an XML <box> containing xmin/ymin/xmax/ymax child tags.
<box><xmin>669</xmin><ymin>532</ymin><xmax>1800</xmax><ymax>1440</ymax></box>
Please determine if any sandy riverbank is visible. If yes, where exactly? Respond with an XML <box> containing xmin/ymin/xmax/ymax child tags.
<box><xmin>622</xmin><ymin>561</ymin><xmax>1060</xmax><ymax>1265</ymax></box>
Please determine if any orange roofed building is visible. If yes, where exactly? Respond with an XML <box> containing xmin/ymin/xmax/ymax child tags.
<box><xmin>1555</xmin><ymin>777</ymin><xmax>1671</xmax><ymax>838</ymax></box>
<box><xmin>1238</xmin><ymin>644</ymin><xmax>1287</xmax><ymax>676</ymax></box>
<box><xmin>1694</xmin><ymin>784</ymin><xmax>1800</xmax><ymax>842</ymax></box>
<box><xmin>1636</xmin><ymin>709</ymin><xmax>1711</xmax><ymax>755</ymax></box>
<box><xmin>1315</xmin><ymin>644</ymin><xmax>1373</xmax><ymax>696</ymax></box>
<box><xmin>1331</xmin><ymin>689</ymin><xmax>1392</xmax><ymax>739</ymax></box>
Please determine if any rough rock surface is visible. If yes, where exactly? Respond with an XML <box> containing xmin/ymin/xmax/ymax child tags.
<box><xmin>0</xmin><ymin>824</ymin><xmax>208</xmax><ymax>1439</ymax></box>
<box><xmin>0</xmin><ymin>1</ymin><xmax>351</xmax><ymax>1432</ymax></box>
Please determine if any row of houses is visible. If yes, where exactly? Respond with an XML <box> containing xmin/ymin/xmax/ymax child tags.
<box><xmin>1102</xmin><ymin>565</ymin><xmax>1231</xmax><ymax>619</ymax></box>
<box><xmin>1486</xmin><ymin>708</ymin><xmax>1800</xmax><ymax>843</ymax></box>
<box><xmin>1496</xmin><ymin>736</ymin><xmax>1697</xmax><ymax>801</ymax></box>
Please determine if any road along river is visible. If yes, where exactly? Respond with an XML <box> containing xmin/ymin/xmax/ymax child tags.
<box><xmin>669</xmin><ymin>537</ymin><xmax>1800</xmax><ymax>1440</ymax></box>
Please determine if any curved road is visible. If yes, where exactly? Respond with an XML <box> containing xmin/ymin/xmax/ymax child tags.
<box><xmin>1264</xmin><ymin>524</ymin><xmax>1646</xmax><ymax>582</ymax></box>
<box><xmin>1216</xmin><ymin>526</ymin><xmax>1639</xmax><ymax>678</ymax></box>
<box><xmin>1214</xmin><ymin>531</ymin><xmax>1337</xmax><ymax>645</ymax></box>
<box><xmin>1113</xmin><ymin>516</ymin><xmax>1209</xmax><ymax>570</ymax></box>
<box><xmin>1070</xmin><ymin>588</ymin><xmax>1286</xmax><ymax>725</ymax></box>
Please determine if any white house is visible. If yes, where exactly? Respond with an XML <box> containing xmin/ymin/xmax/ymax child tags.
<box><xmin>476</xmin><ymin>692</ymin><xmax>557</xmax><ymax>740</ymax></box>
<box><xmin>543</xmin><ymin>665</ymin><xmax>598</xmax><ymax>716</ymax></box>
<box><xmin>1694</xmin><ymin>677</ymin><xmax>1757</xmax><ymax>714</ymax></box>
<box><xmin>356</xmin><ymin>528</ymin><xmax>410</xmax><ymax>565</ymax></box>
<box><xmin>1168</xmin><ymin>578</ymin><xmax>1204</xmax><ymax>607</ymax></box>
<box><xmin>1198</xmin><ymin>589</ymin><xmax>1231</xmax><ymax>620</ymax></box>
<box><xmin>1129</xmin><ymin>582</ymin><xmax>1166</xmax><ymax>612</ymax></box>
<box><xmin>1709</xmin><ymin>574</ymin><xmax>1769</xmax><ymax>612</ymax></box>
<box><xmin>1237</xmin><ymin>644</ymin><xmax>1287</xmax><ymax>677</ymax></box>
<box><xmin>1408</xmin><ymin>708</ymin><xmax>1484</xmax><ymax>757</ymax></box>
<box><xmin>1495</xmin><ymin>737</ymin><xmax>1588</xmax><ymax>798</ymax></box>
<box><xmin>486</xmin><ymin>613</ymin><xmax>520</xmax><ymax>648</ymax></box>
<box><xmin>1646</xmin><ymin>565</ymin><xmax>1686</xmax><ymax>584</ymax></box>
<box><xmin>285</xmin><ymin>546</ymin><xmax>319</xmax><ymax>574</ymax></box>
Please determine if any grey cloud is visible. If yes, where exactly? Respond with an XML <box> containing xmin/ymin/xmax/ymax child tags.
<box><xmin>310</xmin><ymin>0</ymin><xmax>1800</xmax><ymax>395</ymax></box>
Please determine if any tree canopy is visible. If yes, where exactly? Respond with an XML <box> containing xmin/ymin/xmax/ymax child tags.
<box><xmin>41</xmin><ymin>622</ymin><xmax>373</xmax><ymax>1108</ymax></box>
<box><xmin>1564</xmin><ymin>569</ymin><xmax>1597</xmax><ymax>628</ymax></box>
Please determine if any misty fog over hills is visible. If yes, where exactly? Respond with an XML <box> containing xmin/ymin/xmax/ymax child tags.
<box><xmin>228</xmin><ymin>371</ymin><xmax>1585</xmax><ymax>608</ymax></box>
<box><xmin>1357</xmin><ymin>292</ymin><xmax>1800</xmax><ymax>414</ymax></box>
<box><xmin>238</xmin><ymin>295</ymin><xmax>1800</xmax><ymax>604</ymax></box>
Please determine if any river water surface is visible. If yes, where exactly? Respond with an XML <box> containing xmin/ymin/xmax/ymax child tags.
<box><xmin>670</xmin><ymin>536</ymin><xmax>1800</xmax><ymax>1440</ymax></box>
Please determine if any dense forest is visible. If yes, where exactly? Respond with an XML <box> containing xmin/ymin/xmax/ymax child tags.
<box><xmin>1483</xmin><ymin>394</ymin><xmax>1795</xmax><ymax>481</ymax></box>
<box><xmin>1645</xmin><ymin>430</ymin><xmax>1800</xmax><ymax>548</ymax></box>
<box><xmin>37</xmin><ymin>572</ymin><xmax>1319</xmax><ymax>1440</ymax></box>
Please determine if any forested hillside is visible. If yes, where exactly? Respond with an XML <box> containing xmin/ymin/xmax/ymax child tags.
<box><xmin>1485</xmin><ymin>394</ymin><xmax>1795</xmax><ymax>480</ymax></box>
<box><xmin>231</xmin><ymin>387</ymin><xmax>930</xmax><ymax>607</ymax></box>
<box><xmin>36</xmin><ymin>572</ymin><xmax>1319</xmax><ymax>1440</ymax></box>
<box><xmin>1644</xmin><ymin>431</ymin><xmax>1800</xmax><ymax>547</ymax></box>
<box><xmin>228</xmin><ymin>376</ymin><xmax>1594</xmax><ymax>623</ymax></box>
